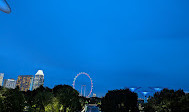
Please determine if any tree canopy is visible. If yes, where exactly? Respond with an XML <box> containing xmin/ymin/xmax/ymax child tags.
<box><xmin>0</xmin><ymin>85</ymin><xmax>82</xmax><ymax>112</ymax></box>
<box><xmin>101</xmin><ymin>89</ymin><xmax>139</xmax><ymax>112</ymax></box>
<box><xmin>144</xmin><ymin>88</ymin><xmax>189</xmax><ymax>112</ymax></box>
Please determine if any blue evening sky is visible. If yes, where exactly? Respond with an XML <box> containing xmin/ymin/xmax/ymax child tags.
<box><xmin>0</xmin><ymin>0</ymin><xmax>189</xmax><ymax>96</ymax></box>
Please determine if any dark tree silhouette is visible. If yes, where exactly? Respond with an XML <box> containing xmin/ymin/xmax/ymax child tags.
<box><xmin>53</xmin><ymin>85</ymin><xmax>82</xmax><ymax>112</ymax></box>
<box><xmin>0</xmin><ymin>85</ymin><xmax>82</xmax><ymax>112</ymax></box>
<box><xmin>101</xmin><ymin>89</ymin><xmax>138</xmax><ymax>112</ymax></box>
<box><xmin>144</xmin><ymin>88</ymin><xmax>187</xmax><ymax>112</ymax></box>
<box><xmin>1</xmin><ymin>86</ymin><xmax>25</xmax><ymax>112</ymax></box>
<box><xmin>32</xmin><ymin>86</ymin><xmax>54</xmax><ymax>112</ymax></box>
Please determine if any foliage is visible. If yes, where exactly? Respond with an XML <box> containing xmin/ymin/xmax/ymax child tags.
<box><xmin>101</xmin><ymin>89</ymin><xmax>139</xmax><ymax>112</ymax></box>
<box><xmin>32</xmin><ymin>86</ymin><xmax>54</xmax><ymax>112</ymax></box>
<box><xmin>1</xmin><ymin>85</ymin><xmax>188</xmax><ymax>112</ymax></box>
<box><xmin>45</xmin><ymin>97</ymin><xmax>61</xmax><ymax>112</ymax></box>
<box><xmin>0</xmin><ymin>85</ymin><xmax>82</xmax><ymax>112</ymax></box>
<box><xmin>53</xmin><ymin>85</ymin><xmax>82</xmax><ymax>112</ymax></box>
<box><xmin>0</xmin><ymin>86</ymin><xmax>25</xmax><ymax>112</ymax></box>
<box><xmin>178</xmin><ymin>93</ymin><xmax>189</xmax><ymax>111</ymax></box>
<box><xmin>144</xmin><ymin>88</ymin><xmax>188</xmax><ymax>112</ymax></box>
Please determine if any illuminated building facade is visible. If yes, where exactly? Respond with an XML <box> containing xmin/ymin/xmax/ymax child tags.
<box><xmin>3</xmin><ymin>79</ymin><xmax>16</xmax><ymax>89</ymax></box>
<box><xmin>0</xmin><ymin>73</ymin><xmax>4</xmax><ymax>86</ymax></box>
<box><xmin>16</xmin><ymin>75</ymin><xmax>34</xmax><ymax>91</ymax></box>
<box><xmin>32</xmin><ymin>70</ymin><xmax>44</xmax><ymax>90</ymax></box>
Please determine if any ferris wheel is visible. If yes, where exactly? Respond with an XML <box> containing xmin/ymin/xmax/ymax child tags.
<box><xmin>72</xmin><ymin>72</ymin><xmax>93</xmax><ymax>97</ymax></box>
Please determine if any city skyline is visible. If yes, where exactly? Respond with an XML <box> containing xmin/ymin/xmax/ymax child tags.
<box><xmin>1</xmin><ymin>70</ymin><xmax>189</xmax><ymax>97</ymax></box>
<box><xmin>1</xmin><ymin>70</ymin><xmax>45</xmax><ymax>91</ymax></box>
<box><xmin>1</xmin><ymin>0</ymin><xmax>189</xmax><ymax>97</ymax></box>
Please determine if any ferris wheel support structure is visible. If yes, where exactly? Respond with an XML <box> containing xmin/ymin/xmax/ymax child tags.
<box><xmin>73</xmin><ymin>72</ymin><xmax>93</xmax><ymax>97</ymax></box>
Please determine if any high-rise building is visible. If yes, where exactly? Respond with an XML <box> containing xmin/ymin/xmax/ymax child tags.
<box><xmin>3</xmin><ymin>79</ymin><xmax>16</xmax><ymax>89</ymax></box>
<box><xmin>32</xmin><ymin>70</ymin><xmax>44</xmax><ymax>90</ymax></box>
<box><xmin>0</xmin><ymin>73</ymin><xmax>4</xmax><ymax>86</ymax></box>
<box><xmin>16</xmin><ymin>75</ymin><xmax>34</xmax><ymax>91</ymax></box>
